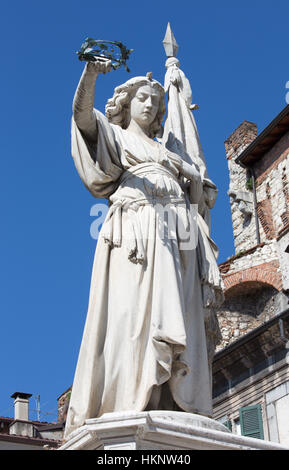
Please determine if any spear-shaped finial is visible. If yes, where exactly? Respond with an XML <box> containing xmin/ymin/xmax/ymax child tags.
<box><xmin>163</xmin><ymin>22</ymin><xmax>178</xmax><ymax>58</ymax></box>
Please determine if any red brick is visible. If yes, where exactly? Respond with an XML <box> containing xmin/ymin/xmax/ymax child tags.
<box><xmin>223</xmin><ymin>260</ymin><xmax>282</xmax><ymax>293</ymax></box>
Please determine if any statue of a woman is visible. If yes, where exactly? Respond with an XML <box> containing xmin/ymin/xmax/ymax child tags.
<box><xmin>64</xmin><ymin>59</ymin><xmax>223</xmax><ymax>438</ymax></box>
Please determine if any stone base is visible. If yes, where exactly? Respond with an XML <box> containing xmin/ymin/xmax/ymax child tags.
<box><xmin>59</xmin><ymin>411</ymin><xmax>289</xmax><ymax>450</ymax></box>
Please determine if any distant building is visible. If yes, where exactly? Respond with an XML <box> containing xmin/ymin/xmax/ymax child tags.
<box><xmin>0</xmin><ymin>393</ymin><xmax>63</xmax><ymax>450</ymax></box>
<box><xmin>213</xmin><ymin>105</ymin><xmax>289</xmax><ymax>446</ymax></box>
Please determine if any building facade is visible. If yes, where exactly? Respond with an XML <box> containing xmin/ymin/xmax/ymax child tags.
<box><xmin>0</xmin><ymin>393</ymin><xmax>62</xmax><ymax>450</ymax></box>
<box><xmin>213</xmin><ymin>105</ymin><xmax>289</xmax><ymax>447</ymax></box>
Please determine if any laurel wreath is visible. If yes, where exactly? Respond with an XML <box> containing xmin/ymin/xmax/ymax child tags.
<box><xmin>77</xmin><ymin>38</ymin><xmax>133</xmax><ymax>72</ymax></box>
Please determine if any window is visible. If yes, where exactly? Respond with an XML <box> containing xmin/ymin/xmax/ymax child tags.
<box><xmin>218</xmin><ymin>415</ymin><xmax>232</xmax><ymax>431</ymax></box>
<box><xmin>223</xmin><ymin>419</ymin><xmax>232</xmax><ymax>431</ymax></box>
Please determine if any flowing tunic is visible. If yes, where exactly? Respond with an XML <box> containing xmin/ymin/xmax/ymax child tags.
<box><xmin>64</xmin><ymin>109</ymin><xmax>221</xmax><ymax>438</ymax></box>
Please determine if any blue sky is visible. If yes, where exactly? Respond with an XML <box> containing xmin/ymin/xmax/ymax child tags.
<box><xmin>1</xmin><ymin>0</ymin><xmax>289</xmax><ymax>422</ymax></box>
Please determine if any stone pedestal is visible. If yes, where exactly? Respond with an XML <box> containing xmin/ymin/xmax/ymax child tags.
<box><xmin>59</xmin><ymin>411</ymin><xmax>288</xmax><ymax>450</ymax></box>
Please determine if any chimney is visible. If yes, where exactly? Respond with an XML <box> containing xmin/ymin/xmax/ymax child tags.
<box><xmin>224</xmin><ymin>121</ymin><xmax>257</xmax><ymax>160</ymax></box>
<box><xmin>11</xmin><ymin>392</ymin><xmax>32</xmax><ymax>421</ymax></box>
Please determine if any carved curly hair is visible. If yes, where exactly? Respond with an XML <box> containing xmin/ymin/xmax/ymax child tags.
<box><xmin>105</xmin><ymin>75</ymin><xmax>166</xmax><ymax>138</ymax></box>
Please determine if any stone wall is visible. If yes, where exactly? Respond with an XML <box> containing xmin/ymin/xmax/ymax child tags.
<box><xmin>224</xmin><ymin>125</ymin><xmax>289</xmax><ymax>255</ymax></box>
<box><xmin>216</xmin><ymin>283</ymin><xmax>279</xmax><ymax>350</ymax></box>
<box><xmin>277</xmin><ymin>231</ymin><xmax>289</xmax><ymax>291</ymax></box>
<box><xmin>220</xmin><ymin>243</ymin><xmax>279</xmax><ymax>275</ymax></box>
<box><xmin>225</xmin><ymin>121</ymin><xmax>259</xmax><ymax>253</ymax></box>
<box><xmin>57</xmin><ymin>388</ymin><xmax>71</xmax><ymax>424</ymax></box>
<box><xmin>217</xmin><ymin>117</ymin><xmax>289</xmax><ymax>352</ymax></box>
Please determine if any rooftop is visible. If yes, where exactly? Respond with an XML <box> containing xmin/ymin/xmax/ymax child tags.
<box><xmin>236</xmin><ymin>104</ymin><xmax>289</xmax><ymax>167</ymax></box>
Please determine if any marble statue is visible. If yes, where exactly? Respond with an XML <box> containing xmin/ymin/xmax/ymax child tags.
<box><xmin>64</xmin><ymin>25</ymin><xmax>223</xmax><ymax>439</ymax></box>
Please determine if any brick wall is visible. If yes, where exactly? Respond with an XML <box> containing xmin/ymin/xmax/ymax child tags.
<box><xmin>222</xmin><ymin>260</ymin><xmax>283</xmax><ymax>293</ymax></box>
<box><xmin>224</xmin><ymin>121</ymin><xmax>257</xmax><ymax>160</ymax></box>
<box><xmin>254</xmin><ymin>139</ymin><xmax>289</xmax><ymax>240</ymax></box>
<box><xmin>57</xmin><ymin>389</ymin><xmax>71</xmax><ymax>424</ymax></box>
<box><xmin>257</xmin><ymin>198</ymin><xmax>275</xmax><ymax>240</ymax></box>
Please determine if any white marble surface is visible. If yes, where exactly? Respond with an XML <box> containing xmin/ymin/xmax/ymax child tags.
<box><xmin>59</xmin><ymin>411</ymin><xmax>289</xmax><ymax>450</ymax></box>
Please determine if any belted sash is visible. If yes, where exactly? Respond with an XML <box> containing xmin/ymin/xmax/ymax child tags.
<box><xmin>101</xmin><ymin>162</ymin><xmax>185</xmax><ymax>263</ymax></box>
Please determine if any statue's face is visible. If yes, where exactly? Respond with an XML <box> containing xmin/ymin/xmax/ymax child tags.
<box><xmin>129</xmin><ymin>84</ymin><xmax>160</xmax><ymax>130</ymax></box>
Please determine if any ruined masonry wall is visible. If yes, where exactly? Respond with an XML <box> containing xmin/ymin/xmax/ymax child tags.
<box><xmin>217</xmin><ymin>122</ymin><xmax>289</xmax><ymax>351</ymax></box>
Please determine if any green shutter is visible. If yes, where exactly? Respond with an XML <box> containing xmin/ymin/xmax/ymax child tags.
<box><xmin>239</xmin><ymin>404</ymin><xmax>264</xmax><ymax>440</ymax></box>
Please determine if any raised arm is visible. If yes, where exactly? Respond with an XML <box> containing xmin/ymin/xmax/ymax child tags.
<box><xmin>73</xmin><ymin>60</ymin><xmax>111</xmax><ymax>142</ymax></box>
